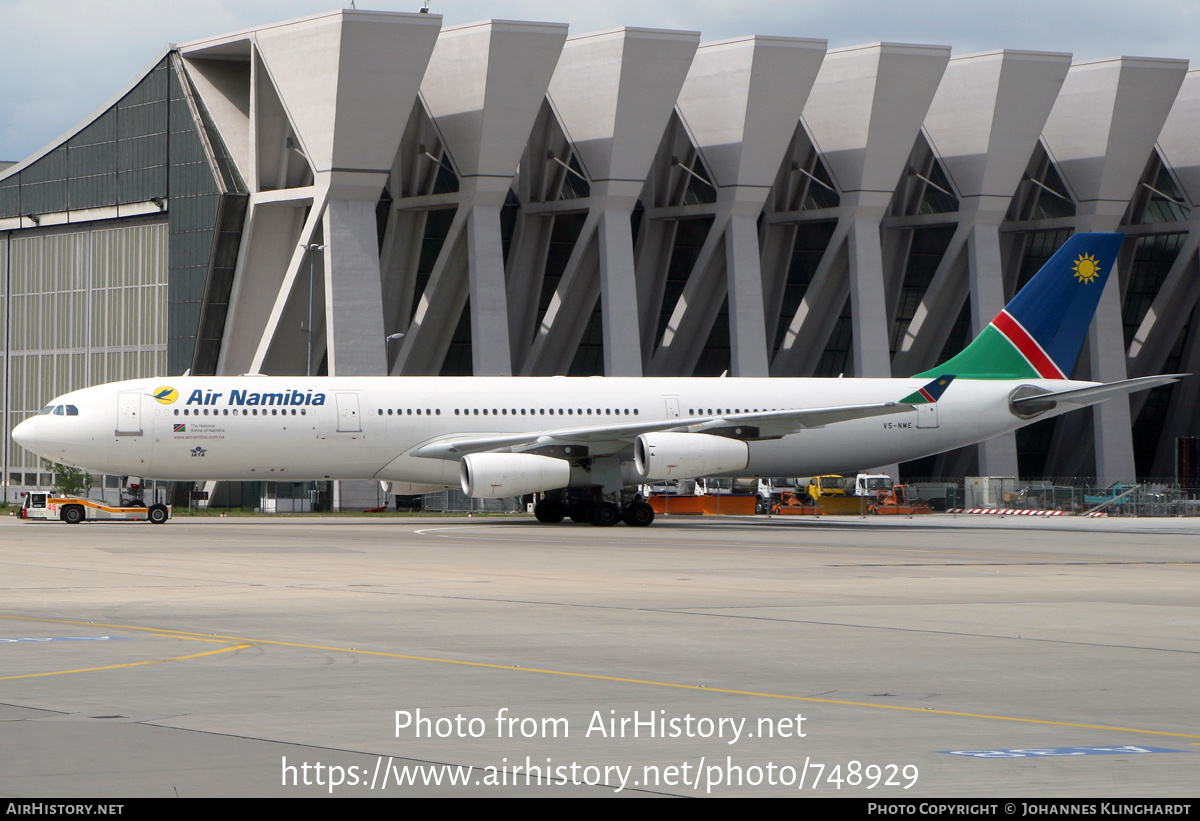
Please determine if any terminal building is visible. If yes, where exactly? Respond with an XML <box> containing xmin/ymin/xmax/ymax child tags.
<box><xmin>2</xmin><ymin>9</ymin><xmax>1199</xmax><ymax>503</ymax></box>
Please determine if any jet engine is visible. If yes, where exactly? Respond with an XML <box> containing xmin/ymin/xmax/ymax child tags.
<box><xmin>634</xmin><ymin>432</ymin><xmax>749</xmax><ymax>480</ymax></box>
<box><xmin>460</xmin><ymin>453</ymin><xmax>572</xmax><ymax>498</ymax></box>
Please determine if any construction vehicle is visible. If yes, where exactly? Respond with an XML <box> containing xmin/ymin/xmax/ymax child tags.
<box><xmin>854</xmin><ymin>473</ymin><xmax>894</xmax><ymax>497</ymax></box>
<box><xmin>794</xmin><ymin>475</ymin><xmax>871</xmax><ymax>514</ymax></box>
<box><xmin>767</xmin><ymin>488</ymin><xmax>817</xmax><ymax>515</ymax></box>
<box><xmin>19</xmin><ymin>491</ymin><xmax>171</xmax><ymax>524</ymax></box>
<box><xmin>767</xmin><ymin>473</ymin><xmax>903</xmax><ymax>515</ymax></box>
<box><xmin>868</xmin><ymin>484</ymin><xmax>933</xmax><ymax>515</ymax></box>
<box><xmin>753</xmin><ymin>478</ymin><xmax>797</xmax><ymax>513</ymax></box>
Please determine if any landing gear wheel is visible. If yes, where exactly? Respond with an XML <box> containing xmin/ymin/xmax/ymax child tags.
<box><xmin>569</xmin><ymin>501</ymin><xmax>593</xmax><ymax>523</ymax></box>
<box><xmin>62</xmin><ymin>505</ymin><xmax>84</xmax><ymax>524</ymax></box>
<box><xmin>148</xmin><ymin>504</ymin><xmax>169</xmax><ymax>524</ymax></box>
<box><xmin>534</xmin><ymin>499</ymin><xmax>565</xmax><ymax>523</ymax></box>
<box><xmin>622</xmin><ymin>501</ymin><xmax>655</xmax><ymax>527</ymax></box>
<box><xmin>588</xmin><ymin>501</ymin><xmax>620</xmax><ymax>527</ymax></box>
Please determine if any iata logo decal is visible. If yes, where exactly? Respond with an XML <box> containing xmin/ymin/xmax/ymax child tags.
<box><xmin>153</xmin><ymin>387</ymin><xmax>178</xmax><ymax>405</ymax></box>
<box><xmin>190</xmin><ymin>446</ymin><xmax>207</xmax><ymax>458</ymax></box>
<box><xmin>1072</xmin><ymin>253</ymin><xmax>1101</xmax><ymax>284</ymax></box>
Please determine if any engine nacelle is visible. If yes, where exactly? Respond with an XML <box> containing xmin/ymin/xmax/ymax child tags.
<box><xmin>634</xmin><ymin>433</ymin><xmax>749</xmax><ymax>480</ymax></box>
<box><xmin>460</xmin><ymin>453</ymin><xmax>572</xmax><ymax>498</ymax></box>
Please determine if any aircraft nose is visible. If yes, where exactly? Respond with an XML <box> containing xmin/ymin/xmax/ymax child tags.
<box><xmin>12</xmin><ymin>416</ymin><xmax>38</xmax><ymax>452</ymax></box>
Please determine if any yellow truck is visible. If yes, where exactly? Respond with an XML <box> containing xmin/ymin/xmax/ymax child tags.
<box><xmin>798</xmin><ymin>475</ymin><xmax>867</xmax><ymax>514</ymax></box>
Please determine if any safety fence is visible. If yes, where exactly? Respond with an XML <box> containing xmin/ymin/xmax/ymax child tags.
<box><xmin>903</xmin><ymin>477</ymin><xmax>1200</xmax><ymax>517</ymax></box>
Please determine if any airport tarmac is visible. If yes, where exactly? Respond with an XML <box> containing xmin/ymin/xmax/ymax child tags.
<box><xmin>1</xmin><ymin>512</ymin><xmax>1197</xmax><ymax>798</ymax></box>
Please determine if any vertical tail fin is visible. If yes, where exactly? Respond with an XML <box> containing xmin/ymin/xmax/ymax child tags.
<box><xmin>915</xmin><ymin>233</ymin><xmax>1124</xmax><ymax>380</ymax></box>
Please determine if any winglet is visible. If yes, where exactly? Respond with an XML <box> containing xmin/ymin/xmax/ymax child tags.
<box><xmin>900</xmin><ymin>374</ymin><xmax>955</xmax><ymax>405</ymax></box>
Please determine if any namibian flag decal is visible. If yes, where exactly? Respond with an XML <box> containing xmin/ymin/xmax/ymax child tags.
<box><xmin>173</xmin><ymin>423</ymin><xmax>186</xmax><ymax>433</ymax></box>
<box><xmin>900</xmin><ymin>375</ymin><xmax>955</xmax><ymax>405</ymax></box>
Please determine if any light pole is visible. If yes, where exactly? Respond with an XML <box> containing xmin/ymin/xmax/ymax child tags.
<box><xmin>385</xmin><ymin>332</ymin><xmax>405</xmax><ymax>373</ymax></box>
<box><xmin>300</xmin><ymin>242</ymin><xmax>325</xmax><ymax>512</ymax></box>
<box><xmin>300</xmin><ymin>243</ymin><xmax>324</xmax><ymax>376</ymax></box>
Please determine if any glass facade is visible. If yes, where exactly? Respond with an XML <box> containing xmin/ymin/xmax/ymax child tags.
<box><xmin>1123</xmin><ymin>232</ymin><xmax>1187</xmax><ymax>347</ymax></box>
<box><xmin>917</xmin><ymin>160</ymin><xmax>959</xmax><ymax>215</ymax></box>
<box><xmin>654</xmin><ymin>216</ymin><xmax>714</xmax><ymax>351</ymax></box>
<box><xmin>890</xmin><ymin>226</ymin><xmax>956</xmax><ymax>355</ymax></box>
<box><xmin>814</xmin><ymin>296</ymin><xmax>853</xmax><ymax>378</ymax></box>
<box><xmin>772</xmin><ymin>221</ymin><xmax>836</xmax><ymax>358</ymax></box>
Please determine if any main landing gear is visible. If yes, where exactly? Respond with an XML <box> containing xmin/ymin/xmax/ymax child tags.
<box><xmin>533</xmin><ymin>496</ymin><xmax>654</xmax><ymax>527</ymax></box>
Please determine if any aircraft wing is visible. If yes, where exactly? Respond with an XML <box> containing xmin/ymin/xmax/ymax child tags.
<box><xmin>408</xmin><ymin>401</ymin><xmax>915</xmax><ymax>460</ymax></box>
<box><xmin>1010</xmin><ymin>374</ymin><xmax>1187</xmax><ymax>413</ymax></box>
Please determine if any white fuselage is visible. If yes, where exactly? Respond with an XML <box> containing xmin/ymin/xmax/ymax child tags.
<box><xmin>13</xmin><ymin>375</ymin><xmax>1085</xmax><ymax>487</ymax></box>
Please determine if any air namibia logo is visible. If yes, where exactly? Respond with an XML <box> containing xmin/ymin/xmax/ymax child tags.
<box><xmin>153</xmin><ymin>386</ymin><xmax>178</xmax><ymax>405</ymax></box>
<box><xmin>1072</xmin><ymin>253</ymin><xmax>1101</xmax><ymax>284</ymax></box>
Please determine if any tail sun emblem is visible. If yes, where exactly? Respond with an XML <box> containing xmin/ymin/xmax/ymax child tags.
<box><xmin>1072</xmin><ymin>253</ymin><xmax>1101</xmax><ymax>284</ymax></box>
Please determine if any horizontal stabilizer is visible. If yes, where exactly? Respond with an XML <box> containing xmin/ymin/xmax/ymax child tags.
<box><xmin>1011</xmin><ymin>374</ymin><xmax>1187</xmax><ymax>413</ymax></box>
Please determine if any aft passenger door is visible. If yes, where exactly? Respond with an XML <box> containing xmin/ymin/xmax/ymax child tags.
<box><xmin>916</xmin><ymin>403</ymin><xmax>939</xmax><ymax>428</ymax></box>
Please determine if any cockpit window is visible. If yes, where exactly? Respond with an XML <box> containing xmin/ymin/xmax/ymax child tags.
<box><xmin>36</xmin><ymin>404</ymin><xmax>79</xmax><ymax>416</ymax></box>
<box><xmin>35</xmin><ymin>404</ymin><xmax>79</xmax><ymax>416</ymax></box>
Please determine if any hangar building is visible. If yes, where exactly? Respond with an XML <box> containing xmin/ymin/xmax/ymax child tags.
<box><xmin>2</xmin><ymin>9</ymin><xmax>1198</xmax><ymax>501</ymax></box>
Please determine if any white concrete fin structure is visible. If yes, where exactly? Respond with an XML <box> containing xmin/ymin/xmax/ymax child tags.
<box><xmin>771</xmin><ymin>43</ymin><xmax>952</xmax><ymax>379</ymax></box>
<box><xmin>894</xmin><ymin>50</ymin><xmax>1073</xmax><ymax>475</ymax></box>
<box><xmin>178</xmin><ymin>10</ymin><xmax>443</xmax><ymax>377</ymax></box>
<box><xmin>1038</xmin><ymin>57</ymin><xmax>1188</xmax><ymax>480</ymax></box>
<box><xmin>1127</xmin><ymin>70</ymin><xmax>1200</xmax><ymax>476</ymax></box>
<box><xmin>897</xmin><ymin>50</ymin><xmax>1073</xmax><ymax>378</ymax></box>
<box><xmin>520</xmin><ymin>28</ymin><xmax>702</xmax><ymax>377</ymax></box>
<box><xmin>394</xmin><ymin>20</ymin><xmax>568</xmax><ymax>377</ymax></box>
<box><xmin>650</xmin><ymin>36</ymin><xmax>827</xmax><ymax>378</ymax></box>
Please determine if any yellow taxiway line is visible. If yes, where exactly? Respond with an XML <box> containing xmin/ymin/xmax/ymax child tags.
<box><xmin>3</xmin><ymin>614</ymin><xmax>1197</xmax><ymax>741</ymax></box>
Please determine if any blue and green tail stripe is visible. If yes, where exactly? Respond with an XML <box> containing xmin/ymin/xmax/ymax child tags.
<box><xmin>914</xmin><ymin>233</ymin><xmax>1124</xmax><ymax>380</ymax></box>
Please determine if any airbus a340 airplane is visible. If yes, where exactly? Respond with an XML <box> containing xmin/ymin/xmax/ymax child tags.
<box><xmin>13</xmin><ymin>233</ymin><xmax>1182</xmax><ymax>526</ymax></box>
